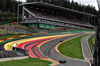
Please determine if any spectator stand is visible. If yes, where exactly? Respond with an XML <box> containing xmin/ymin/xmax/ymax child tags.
<box><xmin>18</xmin><ymin>2</ymin><xmax>96</xmax><ymax>31</ymax></box>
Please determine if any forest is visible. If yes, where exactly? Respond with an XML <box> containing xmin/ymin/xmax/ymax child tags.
<box><xmin>0</xmin><ymin>0</ymin><xmax>98</xmax><ymax>22</ymax></box>
<box><xmin>0</xmin><ymin>0</ymin><xmax>21</xmax><ymax>22</ymax></box>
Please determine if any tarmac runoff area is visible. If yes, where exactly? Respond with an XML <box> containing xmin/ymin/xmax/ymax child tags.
<box><xmin>2</xmin><ymin>33</ymin><xmax>93</xmax><ymax>66</ymax></box>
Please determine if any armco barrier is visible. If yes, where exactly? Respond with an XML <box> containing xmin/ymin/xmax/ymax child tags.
<box><xmin>89</xmin><ymin>34</ymin><xmax>95</xmax><ymax>54</ymax></box>
<box><xmin>0</xmin><ymin>49</ymin><xmax>28</xmax><ymax>58</ymax></box>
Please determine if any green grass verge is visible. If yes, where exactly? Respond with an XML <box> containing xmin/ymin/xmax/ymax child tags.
<box><xmin>58</xmin><ymin>35</ymin><xmax>89</xmax><ymax>59</ymax></box>
<box><xmin>88</xmin><ymin>38</ymin><xmax>93</xmax><ymax>55</ymax></box>
<box><xmin>88</xmin><ymin>35</ymin><xmax>95</xmax><ymax>55</ymax></box>
<box><xmin>0</xmin><ymin>57</ymin><xmax>51</xmax><ymax>66</ymax></box>
<box><xmin>92</xmin><ymin>36</ymin><xmax>95</xmax><ymax>44</ymax></box>
<box><xmin>0</xmin><ymin>35</ymin><xmax>23</xmax><ymax>40</ymax></box>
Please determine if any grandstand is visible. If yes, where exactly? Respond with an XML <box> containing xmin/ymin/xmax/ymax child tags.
<box><xmin>18</xmin><ymin>2</ymin><xmax>96</xmax><ymax>32</ymax></box>
<box><xmin>0</xmin><ymin>24</ymin><xmax>39</xmax><ymax>35</ymax></box>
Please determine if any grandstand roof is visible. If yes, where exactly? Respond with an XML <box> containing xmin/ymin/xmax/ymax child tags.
<box><xmin>19</xmin><ymin>2</ymin><xmax>96</xmax><ymax>17</ymax></box>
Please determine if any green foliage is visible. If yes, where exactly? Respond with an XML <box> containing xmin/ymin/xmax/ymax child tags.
<box><xmin>0</xmin><ymin>0</ymin><xmax>21</xmax><ymax>22</ymax></box>
<box><xmin>0</xmin><ymin>0</ymin><xmax>98</xmax><ymax>23</ymax></box>
<box><xmin>92</xmin><ymin>36</ymin><xmax>95</xmax><ymax>44</ymax></box>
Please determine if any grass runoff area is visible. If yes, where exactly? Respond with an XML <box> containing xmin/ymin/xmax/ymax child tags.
<box><xmin>0</xmin><ymin>35</ymin><xmax>23</xmax><ymax>40</ymax></box>
<box><xmin>0</xmin><ymin>57</ymin><xmax>51</xmax><ymax>66</ymax></box>
<box><xmin>92</xmin><ymin>36</ymin><xmax>95</xmax><ymax>44</ymax></box>
<box><xmin>88</xmin><ymin>35</ymin><xmax>95</xmax><ymax>54</ymax></box>
<box><xmin>58</xmin><ymin>35</ymin><xmax>89</xmax><ymax>59</ymax></box>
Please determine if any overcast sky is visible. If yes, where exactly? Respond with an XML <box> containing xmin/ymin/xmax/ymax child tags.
<box><xmin>70</xmin><ymin>0</ymin><xmax>98</xmax><ymax>10</ymax></box>
<box><xmin>21</xmin><ymin>0</ymin><xmax>98</xmax><ymax>10</ymax></box>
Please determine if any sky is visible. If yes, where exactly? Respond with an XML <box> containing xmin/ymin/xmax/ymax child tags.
<box><xmin>21</xmin><ymin>0</ymin><xmax>99</xmax><ymax>10</ymax></box>
<box><xmin>70</xmin><ymin>0</ymin><xmax>98</xmax><ymax>10</ymax></box>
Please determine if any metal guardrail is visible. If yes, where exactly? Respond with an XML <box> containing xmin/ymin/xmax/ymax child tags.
<box><xmin>0</xmin><ymin>49</ymin><xmax>28</xmax><ymax>58</ymax></box>
<box><xmin>0</xmin><ymin>50</ymin><xmax>17</xmax><ymax>58</ymax></box>
<box><xmin>89</xmin><ymin>34</ymin><xmax>95</xmax><ymax>54</ymax></box>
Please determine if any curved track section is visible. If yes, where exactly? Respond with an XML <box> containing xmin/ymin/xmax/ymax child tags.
<box><xmin>2</xmin><ymin>33</ymin><xmax>91</xmax><ymax>66</ymax></box>
<box><xmin>3</xmin><ymin>34</ymin><xmax>75</xmax><ymax>57</ymax></box>
<box><xmin>16</xmin><ymin>37</ymin><xmax>60</xmax><ymax>58</ymax></box>
<box><xmin>40</xmin><ymin>34</ymin><xmax>90</xmax><ymax>66</ymax></box>
<box><xmin>81</xmin><ymin>35</ymin><xmax>93</xmax><ymax>62</ymax></box>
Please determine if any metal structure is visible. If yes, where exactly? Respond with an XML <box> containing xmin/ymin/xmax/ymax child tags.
<box><xmin>93</xmin><ymin>0</ymin><xmax>100</xmax><ymax>66</ymax></box>
<box><xmin>0</xmin><ymin>49</ymin><xmax>28</xmax><ymax>58</ymax></box>
<box><xmin>17</xmin><ymin>2</ymin><xmax>96</xmax><ymax>30</ymax></box>
<box><xmin>89</xmin><ymin>35</ymin><xmax>95</xmax><ymax>54</ymax></box>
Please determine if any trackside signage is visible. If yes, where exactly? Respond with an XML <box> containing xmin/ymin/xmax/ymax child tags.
<box><xmin>39</xmin><ymin>24</ymin><xmax>55</xmax><ymax>29</ymax></box>
<box><xmin>29</xmin><ymin>24</ymin><xmax>38</xmax><ymax>27</ymax></box>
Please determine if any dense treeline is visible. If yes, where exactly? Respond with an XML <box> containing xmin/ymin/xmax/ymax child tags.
<box><xmin>0</xmin><ymin>0</ymin><xmax>21</xmax><ymax>22</ymax></box>
<box><xmin>27</xmin><ymin>0</ymin><xmax>98</xmax><ymax>15</ymax></box>
<box><xmin>0</xmin><ymin>0</ymin><xmax>98</xmax><ymax>23</ymax></box>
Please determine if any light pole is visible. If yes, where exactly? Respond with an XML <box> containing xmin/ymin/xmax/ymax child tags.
<box><xmin>17</xmin><ymin>4</ymin><xmax>19</xmax><ymax>25</ymax></box>
<box><xmin>94</xmin><ymin>0</ymin><xmax>100</xmax><ymax>66</ymax></box>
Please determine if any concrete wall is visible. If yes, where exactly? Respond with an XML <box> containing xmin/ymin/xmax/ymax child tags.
<box><xmin>0</xmin><ymin>56</ymin><xmax>28</xmax><ymax>62</ymax></box>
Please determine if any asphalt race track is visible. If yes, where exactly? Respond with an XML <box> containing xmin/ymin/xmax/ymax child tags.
<box><xmin>81</xmin><ymin>35</ymin><xmax>93</xmax><ymax>63</ymax></box>
<box><xmin>1</xmin><ymin>33</ymin><xmax>93</xmax><ymax>66</ymax></box>
<box><xmin>40</xmin><ymin>34</ymin><xmax>90</xmax><ymax>66</ymax></box>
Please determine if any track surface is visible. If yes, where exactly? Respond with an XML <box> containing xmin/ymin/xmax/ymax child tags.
<box><xmin>40</xmin><ymin>34</ymin><xmax>90</xmax><ymax>66</ymax></box>
<box><xmin>1</xmin><ymin>33</ymin><xmax>93</xmax><ymax>66</ymax></box>
<box><xmin>0</xmin><ymin>33</ymin><xmax>64</xmax><ymax>50</ymax></box>
<box><xmin>17</xmin><ymin>37</ymin><xmax>59</xmax><ymax>58</ymax></box>
<box><xmin>81</xmin><ymin>35</ymin><xmax>93</xmax><ymax>62</ymax></box>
